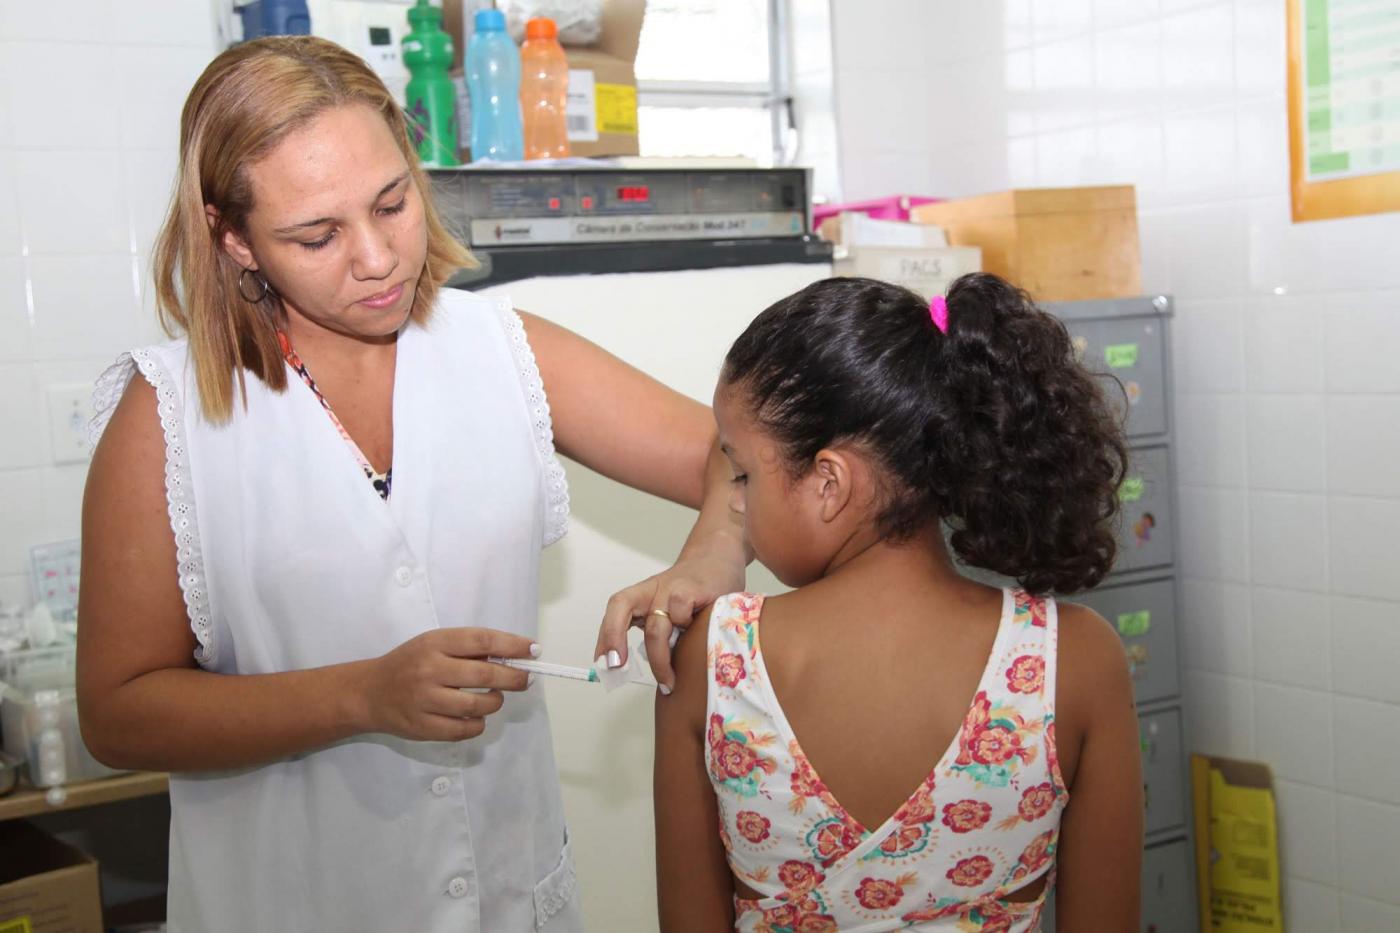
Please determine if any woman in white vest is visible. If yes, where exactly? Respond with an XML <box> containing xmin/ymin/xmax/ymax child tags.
<box><xmin>76</xmin><ymin>37</ymin><xmax>744</xmax><ymax>932</ymax></box>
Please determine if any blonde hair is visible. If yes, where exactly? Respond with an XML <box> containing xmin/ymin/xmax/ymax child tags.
<box><xmin>153</xmin><ymin>36</ymin><xmax>474</xmax><ymax>423</ymax></box>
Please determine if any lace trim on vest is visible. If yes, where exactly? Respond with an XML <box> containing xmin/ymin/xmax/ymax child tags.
<box><xmin>532</xmin><ymin>834</ymin><xmax>579</xmax><ymax>927</ymax></box>
<box><xmin>89</xmin><ymin>350</ymin><xmax>215</xmax><ymax>666</ymax></box>
<box><xmin>495</xmin><ymin>300</ymin><xmax>570</xmax><ymax>548</ymax></box>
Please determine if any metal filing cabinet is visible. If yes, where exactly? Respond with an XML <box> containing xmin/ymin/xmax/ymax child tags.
<box><xmin>1049</xmin><ymin>296</ymin><xmax>1197</xmax><ymax>932</ymax></box>
<box><xmin>1067</xmin><ymin>312</ymin><xmax>1171</xmax><ymax>439</ymax></box>
<box><xmin>1074</xmin><ymin>576</ymin><xmax>1180</xmax><ymax>705</ymax></box>
<box><xmin>1142</xmin><ymin>839</ymin><xmax>1197</xmax><ymax>933</ymax></box>
<box><xmin>1139</xmin><ymin>708</ymin><xmax>1187</xmax><ymax>835</ymax></box>
<box><xmin>1041</xmin><ymin>836</ymin><xmax>1196</xmax><ymax>933</ymax></box>
<box><xmin>1113</xmin><ymin>445</ymin><xmax>1175</xmax><ymax>574</ymax></box>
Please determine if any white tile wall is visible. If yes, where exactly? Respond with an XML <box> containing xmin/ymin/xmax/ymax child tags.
<box><xmin>0</xmin><ymin>1</ymin><xmax>217</xmax><ymax>602</ymax></box>
<box><xmin>1175</xmin><ymin>394</ymin><xmax>1245</xmax><ymax>488</ymax></box>
<box><xmin>1335</xmin><ymin>795</ymin><xmax>1400</xmax><ymax>906</ymax></box>
<box><xmin>1180</xmin><ymin>579</ymin><xmax>1251</xmax><ymax>677</ymax></box>
<box><xmin>1244</xmin><ymin>294</ymin><xmax>1325</xmax><ymax>393</ymax></box>
<box><xmin>1249</xmin><ymin>492</ymin><xmax>1328</xmax><ymax>593</ymax></box>
<box><xmin>1329</xmin><ymin>497</ymin><xmax>1400</xmax><ymax>601</ymax></box>
<box><xmin>1274</xmin><ymin>779</ymin><xmax>1337</xmax><ymax>884</ymax></box>
<box><xmin>1331</xmin><ymin>595</ymin><xmax>1400</xmax><ymax>706</ymax></box>
<box><xmin>1162</xmin><ymin>106</ymin><xmax>1237</xmax><ymax>204</ymax></box>
<box><xmin>1325</xmin><ymin>299</ymin><xmax>1400</xmax><ymax>393</ymax></box>
<box><xmin>1333</xmin><ymin>697</ymin><xmax>1400</xmax><ymax>808</ymax></box>
<box><xmin>828</xmin><ymin>0</ymin><xmax>1400</xmax><ymax>914</ymax></box>
<box><xmin>1339</xmin><ymin>893</ymin><xmax>1400</xmax><ymax>932</ymax></box>
<box><xmin>1284</xmin><ymin>879</ymin><xmax>1341</xmax><ymax>933</ymax></box>
<box><xmin>1327</xmin><ymin>396</ymin><xmax>1400</xmax><ymax>499</ymax></box>
<box><xmin>1252</xmin><ymin>586</ymin><xmax>1329</xmax><ymax>691</ymax></box>
<box><xmin>1183</xmin><ymin>670</ymin><xmax>1254</xmax><ymax>759</ymax></box>
<box><xmin>1160</xmin><ymin>5</ymin><xmax>1234</xmax><ymax>114</ymax></box>
<box><xmin>1094</xmin><ymin>21</ymin><xmax>1161</xmax><ymax>124</ymax></box>
<box><xmin>0</xmin><ymin>363</ymin><xmax>43</xmax><ymax>469</ymax></box>
<box><xmin>1254</xmin><ymin>682</ymin><xmax>1334</xmax><ymax>788</ymax></box>
<box><xmin>15</xmin><ymin>152</ymin><xmax>130</xmax><ymax>254</ymax></box>
<box><xmin>0</xmin><ymin>0</ymin><xmax>116</xmax><ymax>42</ymax></box>
<box><xmin>0</xmin><ymin>467</ymin><xmax>44</xmax><ymax>572</ymax></box>
<box><xmin>0</xmin><ymin>257</ymin><xmax>30</xmax><ymax>362</ymax></box>
<box><xmin>1174</xmin><ymin>298</ymin><xmax>1245</xmax><ymax>393</ymax></box>
<box><xmin>0</xmin><ymin>150</ymin><xmax>20</xmax><ymax>253</ymax></box>
<box><xmin>1247</xmin><ymin>395</ymin><xmax>1325</xmax><ymax>492</ymax></box>
<box><xmin>1178</xmin><ymin>485</ymin><xmax>1249</xmax><ymax>583</ymax></box>
<box><xmin>3</xmin><ymin>43</ymin><xmax>122</xmax><ymax>150</ymax></box>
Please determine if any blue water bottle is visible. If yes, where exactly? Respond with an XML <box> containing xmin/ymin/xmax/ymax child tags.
<box><xmin>238</xmin><ymin>0</ymin><xmax>311</xmax><ymax>39</ymax></box>
<box><xmin>465</xmin><ymin>8</ymin><xmax>523</xmax><ymax>162</ymax></box>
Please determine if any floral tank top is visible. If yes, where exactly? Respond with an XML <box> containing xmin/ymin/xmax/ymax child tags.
<box><xmin>704</xmin><ymin>588</ymin><xmax>1067</xmax><ymax>932</ymax></box>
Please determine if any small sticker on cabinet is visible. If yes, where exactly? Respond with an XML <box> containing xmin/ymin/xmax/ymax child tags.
<box><xmin>1133</xmin><ymin>512</ymin><xmax>1156</xmax><ymax>546</ymax></box>
<box><xmin>1118</xmin><ymin>610</ymin><xmax>1152</xmax><ymax>636</ymax></box>
<box><xmin>1105</xmin><ymin>343</ymin><xmax>1140</xmax><ymax>368</ymax></box>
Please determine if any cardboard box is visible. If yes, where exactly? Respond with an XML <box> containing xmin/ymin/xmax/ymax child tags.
<box><xmin>834</xmin><ymin>245</ymin><xmax>982</xmax><ymax>301</ymax></box>
<box><xmin>910</xmin><ymin>186</ymin><xmax>1141</xmax><ymax>302</ymax></box>
<box><xmin>1191</xmin><ymin>755</ymin><xmax>1283</xmax><ymax>933</ymax></box>
<box><xmin>0</xmin><ymin>822</ymin><xmax>103</xmax><ymax>933</ymax></box>
<box><xmin>445</xmin><ymin>0</ymin><xmax>643</xmax><ymax>160</ymax></box>
<box><xmin>819</xmin><ymin>212</ymin><xmax>948</xmax><ymax>251</ymax></box>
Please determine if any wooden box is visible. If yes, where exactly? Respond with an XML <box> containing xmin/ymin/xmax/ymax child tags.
<box><xmin>910</xmin><ymin>186</ymin><xmax>1140</xmax><ymax>301</ymax></box>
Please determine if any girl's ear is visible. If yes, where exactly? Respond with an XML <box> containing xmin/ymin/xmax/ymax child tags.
<box><xmin>809</xmin><ymin>448</ymin><xmax>855</xmax><ymax>524</ymax></box>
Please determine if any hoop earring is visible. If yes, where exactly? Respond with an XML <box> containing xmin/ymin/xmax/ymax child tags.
<box><xmin>237</xmin><ymin>268</ymin><xmax>270</xmax><ymax>303</ymax></box>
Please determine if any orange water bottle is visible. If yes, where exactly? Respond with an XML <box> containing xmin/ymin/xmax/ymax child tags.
<box><xmin>520</xmin><ymin>17</ymin><xmax>571</xmax><ymax>160</ymax></box>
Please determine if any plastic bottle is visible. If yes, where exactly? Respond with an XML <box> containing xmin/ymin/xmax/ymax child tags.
<box><xmin>465</xmin><ymin>8</ymin><xmax>524</xmax><ymax>162</ymax></box>
<box><xmin>520</xmin><ymin>17</ymin><xmax>571</xmax><ymax>160</ymax></box>
<box><xmin>237</xmin><ymin>0</ymin><xmax>311</xmax><ymax>40</ymax></box>
<box><xmin>402</xmin><ymin>0</ymin><xmax>460</xmax><ymax>167</ymax></box>
<box><xmin>33</xmin><ymin>690</ymin><xmax>66</xmax><ymax>789</ymax></box>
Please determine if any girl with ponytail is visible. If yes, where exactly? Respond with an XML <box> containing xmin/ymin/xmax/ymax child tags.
<box><xmin>654</xmin><ymin>274</ymin><xmax>1143</xmax><ymax>931</ymax></box>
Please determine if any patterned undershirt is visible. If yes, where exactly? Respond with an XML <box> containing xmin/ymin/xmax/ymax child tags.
<box><xmin>277</xmin><ymin>330</ymin><xmax>392</xmax><ymax>500</ymax></box>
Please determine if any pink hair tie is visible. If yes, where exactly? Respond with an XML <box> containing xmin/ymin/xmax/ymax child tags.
<box><xmin>929</xmin><ymin>295</ymin><xmax>949</xmax><ymax>334</ymax></box>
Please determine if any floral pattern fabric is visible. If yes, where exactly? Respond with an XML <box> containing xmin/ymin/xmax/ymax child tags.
<box><xmin>705</xmin><ymin>588</ymin><xmax>1067</xmax><ymax>932</ymax></box>
<box><xmin>278</xmin><ymin>330</ymin><xmax>392</xmax><ymax>500</ymax></box>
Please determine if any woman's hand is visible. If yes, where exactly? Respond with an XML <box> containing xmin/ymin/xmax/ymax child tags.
<box><xmin>357</xmin><ymin>628</ymin><xmax>536</xmax><ymax>741</ymax></box>
<box><xmin>516</xmin><ymin>313</ymin><xmax>752</xmax><ymax>692</ymax></box>
<box><xmin>595</xmin><ymin>521</ymin><xmax>747</xmax><ymax>693</ymax></box>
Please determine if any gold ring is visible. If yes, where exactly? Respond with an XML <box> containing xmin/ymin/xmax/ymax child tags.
<box><xmin>649</xmin><ymin>608</ymin><xmax>671</xmax><ymax>620</ymax></box>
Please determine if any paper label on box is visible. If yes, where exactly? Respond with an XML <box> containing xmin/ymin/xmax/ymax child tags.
<box><xmin>566</xmin><ymin>69</ymin><xmax>598</xmax><ymax>142</ymax></box>
<box><xmin>596</xmin><ymin>83</ymin><xmax>638</xmax><ymax>135</ymax></box>
<box><xmin>0</xmin><ymin>917</ymin><xmax>33</xmax><ymax>933</ymax></box>
<box><xmin>835</xmin><ymin>246</ymin><xmax>982</xmax><ymax>301</ymax></box>
<box><xmin>842</xmin><ymin>212</ymin><xmax>948</xmax><ymax>249</ymax></box>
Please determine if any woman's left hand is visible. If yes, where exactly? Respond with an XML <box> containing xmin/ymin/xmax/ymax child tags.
<box><xmin>595</xmin><ymin>525</ymin><xmax>746</xmax><ymax>693</ymax></box>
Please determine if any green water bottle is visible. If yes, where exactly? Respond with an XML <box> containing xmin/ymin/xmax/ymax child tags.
<box><xmin>402</xmin><ymin>0</ymin><xmax>460</xmax><ymax>167</ymax></box>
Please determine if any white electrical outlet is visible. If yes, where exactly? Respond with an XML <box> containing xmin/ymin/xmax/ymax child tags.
<box><xmin>47</xmin><ymin>384</ymin><xmax>93</xmax><ymax>464</ymax></box>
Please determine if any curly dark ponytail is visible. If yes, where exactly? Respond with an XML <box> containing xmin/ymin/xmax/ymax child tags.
<box><xmin>721</xmin><ymin>273</ymin><xmax>1128</xmax><ymax>594</ymax></box>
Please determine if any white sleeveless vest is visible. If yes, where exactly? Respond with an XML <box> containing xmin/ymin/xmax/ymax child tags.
<box><xmin>91</xmin><ymin>289</ymin><xmax>581</xmax><ymax>932</ymax></box>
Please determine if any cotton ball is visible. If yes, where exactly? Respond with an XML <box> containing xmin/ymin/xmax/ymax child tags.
<box><xmin>500</xmin><ymin>0</ymin><xmax>604</xmax><ymax>46</ymax></box>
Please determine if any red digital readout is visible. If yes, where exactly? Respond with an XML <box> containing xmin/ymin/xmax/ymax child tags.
<box><xmin>616</xmin><ymin>186</ymin><xmax>650</xmax><ymax>202</ymax></box>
